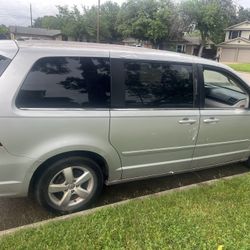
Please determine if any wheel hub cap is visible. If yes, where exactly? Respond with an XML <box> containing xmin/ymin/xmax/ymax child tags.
<box><xmin>48</xmin><ymin>166</ymin><xmax>94</xmax><ymax>209</ymax></box>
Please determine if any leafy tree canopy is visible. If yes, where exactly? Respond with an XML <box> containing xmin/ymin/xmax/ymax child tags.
<box><xmin>31</xmin><ymin>0</ymin><xmax>249</xmax><ymax>49</ymax></box>
<box><xmin>181</xmin><ymin>0</ymin><xmax>237</xmax><ymax>55</ymax></box>
<box><xmin>0</xmin><ymin>24</ymin><xmax>9</xmax><ymax>39</ymax></box>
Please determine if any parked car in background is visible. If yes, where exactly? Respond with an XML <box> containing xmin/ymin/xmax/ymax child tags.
<box><xmin>0</xmin><ymin>40</ymin><xmax>250</xmax><ymax>214</ymax></box>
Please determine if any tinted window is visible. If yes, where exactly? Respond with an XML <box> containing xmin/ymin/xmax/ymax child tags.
<box><xmin>203</xmin><ymin>69</ymin><xmax>248</xmax><ymax>109</ymax></box>
<box><xmin>124</xmin><ymin>62</ymin><xmax>194</xmax><ymax>108</ymax></box>
<box><xmin>16</xmin><ymin>57</ymin><xmax>110</xmax><ymax>108</ymax></box>
<box><xmin>0</xmin><ymin>55</ymin><xmax>11</xmax><ymax>76</ymax></box>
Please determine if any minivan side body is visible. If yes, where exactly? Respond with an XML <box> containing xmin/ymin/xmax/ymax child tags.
<box><xmin>0</xmin><ymin>40</ymin><xmax>249</xmax><ymax>213</ymax></box>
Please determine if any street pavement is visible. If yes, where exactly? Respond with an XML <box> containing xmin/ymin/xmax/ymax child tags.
<box><xmin>0</xmin><ymin>163</ymin><xmax>249</xmax><ymax>232</ymax></box>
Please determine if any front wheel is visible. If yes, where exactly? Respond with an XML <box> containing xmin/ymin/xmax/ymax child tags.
<box><xmin>35</xmin><ymin>156</ymin><xmax>104</xmax><ymax>214</ymax></box>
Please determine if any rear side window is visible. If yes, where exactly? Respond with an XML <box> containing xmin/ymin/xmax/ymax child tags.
<box><xmin>0</xmin><ymin>55</ymin><xmax>11</xmax><ymax>76</ymax></box>
<box><xmin>16</xmin><ymin>57</ymin><xmax>110</xmax><ymax>109</ymax></box>
<box><xmin>124</xmin><ymin>61</ymin><xmax>194</xmax><ymax>108</ymax></box>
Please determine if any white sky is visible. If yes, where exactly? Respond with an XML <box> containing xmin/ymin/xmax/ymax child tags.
<box><xmin>0</xmin><ymin>0</ymin><xmax>249</xmax><ymax>26</ymax></box>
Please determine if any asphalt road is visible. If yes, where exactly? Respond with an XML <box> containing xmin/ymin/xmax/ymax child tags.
<box><xmin>0</xmin><ymin>163</ymin><xmax>249</xmax><ymax>232</ymax></box>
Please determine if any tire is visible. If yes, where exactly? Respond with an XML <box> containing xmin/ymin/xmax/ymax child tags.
<box><xmin>246</xmin><ymin>157</ymin><xmax>250</xmax><ymax>169</ymax></box>
<box><xmin>35</xmin><ymin>156</ymin><xmax>104</xmax><ymax>214</ymax></box>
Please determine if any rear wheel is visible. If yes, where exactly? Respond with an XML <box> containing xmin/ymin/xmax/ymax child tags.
<box><xmin>246</xmin><ymin>157</ymin><xmax>250</xmax><ymax>169</ymax></box>
<box><xmin>35</xmin><ymin>156</ymin><xmax>103</xmax><ymax>214</ymax></box>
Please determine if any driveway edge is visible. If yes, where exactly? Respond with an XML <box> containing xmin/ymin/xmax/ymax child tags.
<box><xmin>0</xmin><ymin>172</ymin><xmax>248</xmax><ymax>238</ymax></box>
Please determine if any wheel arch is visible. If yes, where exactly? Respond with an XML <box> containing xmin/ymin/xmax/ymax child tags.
<box><xmin>28</xmin><ymin>150</ymin><xmax>109</xmax><ymax>196</ymax></box>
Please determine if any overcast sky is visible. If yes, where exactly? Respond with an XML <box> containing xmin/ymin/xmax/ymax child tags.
<box><xmin>0</xmin><ymin>0</ymin><xmax>250</xmax><ymax>26</ymax></box>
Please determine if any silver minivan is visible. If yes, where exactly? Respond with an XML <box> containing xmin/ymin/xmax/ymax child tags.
<box><xmin>0</xmin><ymin>40</ymin><xmax>249</xmax><ymax>214</ymax></box>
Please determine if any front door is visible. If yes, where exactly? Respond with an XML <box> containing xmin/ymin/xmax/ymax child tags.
<box><xmin>109</xmin><ymin>58</ymin><xmax>200</xmax><ymax>179</ymax></box>
<box><xmin>192</xmin><ymin>65</ymin><xmax>250</xmax><ymax>169</ymax></box>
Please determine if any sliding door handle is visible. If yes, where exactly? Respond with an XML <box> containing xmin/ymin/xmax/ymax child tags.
<box><xmin>203</xmin><ymin>117</ymin><xmax>220</xmax><ymax>124</ymax></box>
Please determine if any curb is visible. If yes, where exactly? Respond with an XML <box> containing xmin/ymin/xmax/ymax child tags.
<box><xmin>0</xmin><ymin>172</ymin><xmax>248</xmax><ymax>238</ymax></box>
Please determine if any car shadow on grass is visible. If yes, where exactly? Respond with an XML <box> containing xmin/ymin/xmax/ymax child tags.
<box><xmin>0</xmin><ymin>163</ymin><xmax>249</xmax><ymax>232</ymax></box>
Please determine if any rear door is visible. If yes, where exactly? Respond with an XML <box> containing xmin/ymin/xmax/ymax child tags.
<box><xmin>192</xmin><ymin>65</ymin><xmax>250</xmax><ymax>169</ymax></box>
<box><xmin>109</xmin><ymin>57</ymin><xmax>200</xmax><ymax>179</ymax></box>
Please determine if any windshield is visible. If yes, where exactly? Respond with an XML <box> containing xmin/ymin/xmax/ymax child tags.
<box><xmin>0</xmin><ymin>55</ymin><xmax>11</xmax><ymax>77</ymax></box>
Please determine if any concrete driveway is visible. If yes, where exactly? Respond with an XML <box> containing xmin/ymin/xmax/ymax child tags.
<box><xmin>238</xmin><ymin>72</ymin><xmax>250</xmax><ymax>85</ymax></box>
<box><xmin>0</xmin><ymin>163</ymin><xmax>249</xmax><ymax>232</ymax></box>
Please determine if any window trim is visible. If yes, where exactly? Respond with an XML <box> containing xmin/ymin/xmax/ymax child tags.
<box><xmin>15</xmin><ymin>56</ymin><xmax>112</xmax><ymax>111</ymax></box>
<box><xmin>110</xmin><ymin>58</ymin><xmax>199</xmax><ymax>110</ymax></box>
<box><xmin>198</xmin><ymin>64</ymin><xmax>250</xmax><ymax>110</ymax></box>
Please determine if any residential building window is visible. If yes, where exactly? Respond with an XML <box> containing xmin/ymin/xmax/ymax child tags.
<box><xmin>229</xmin><ymin>31</ymin><xmax>242</xmax><ymax>40</ymax></box>
<box><xmin>176</xmin><ymin>44</ymin><xmax>186</xmax><ymax>53</ymax></box>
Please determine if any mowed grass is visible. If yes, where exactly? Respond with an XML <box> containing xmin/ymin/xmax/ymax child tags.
<box><xmin>227</xmin><ymin>63</ymin><xmax>250</xmax><ymax>73</ymax></box>
<box><xmin>0</xmin><ymin>174</ymin><xmax>250</xmax><ymax>250</ymax></box>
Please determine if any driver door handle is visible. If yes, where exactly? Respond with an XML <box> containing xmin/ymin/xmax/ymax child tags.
<box><xmin>203</xmin><ymin>117</ymin><xmax>220</xmax><ymax>124</ymax></box>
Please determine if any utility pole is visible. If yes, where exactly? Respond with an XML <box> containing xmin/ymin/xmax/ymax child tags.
<box><xmin>97</xmin><ymin>0</ymin><xmax>100</xmax><ymax>43</ymax></box>
<box><xmin>30</xmin><ymin>3</ymin><xmax>33</xmax><ymax>27</ymax></box>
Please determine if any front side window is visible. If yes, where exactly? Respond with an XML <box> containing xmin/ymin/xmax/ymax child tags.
<box><xmin>124</xmin><ymin>62</ymin><xmax>194</xmax><ymax>108</ymax></box>
<box><xmin>203</xmin><ymin>68</ymin><xmax>248</xmax><ymax>109</ymax></box>
<box><xmin>0</xmin><ymin>55</ymin><xmax>11</xmax><ymax>77</ymax></box>
<box><xmin>16</xmin><ymin>57</ymin><xmax>110</xmax><ymax>108</ymax></box>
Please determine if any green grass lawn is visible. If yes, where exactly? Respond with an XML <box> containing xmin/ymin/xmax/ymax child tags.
<box><xmin>227</xmin><ymin>63</ymin><xmax>250</xmax><ymax>73</ymax></box>
<box><xmin>1</xmin><ymin>174</ymin><xmax>250</xmax><ymax>250</ymax></box>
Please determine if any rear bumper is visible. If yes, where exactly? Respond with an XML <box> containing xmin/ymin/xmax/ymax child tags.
<box><xmin>0</xmin><ymin>147</ymin><xmax>34</xmax><ymax>197</ymax></box>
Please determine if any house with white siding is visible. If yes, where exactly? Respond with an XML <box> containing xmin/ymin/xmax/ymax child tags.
<box><xmin>218</xmin><ymin>20</ymin><xmax>250</xmax><ymax>62</ymax></box>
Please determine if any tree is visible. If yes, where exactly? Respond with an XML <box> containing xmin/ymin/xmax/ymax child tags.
<box><xmin>83</xmin><ymin>1</ymin><xmax>122</xmax><ymax>43</ymax></box>
<box><xmin>99</xmin><ymin>1</ymin><xmax>122</xmax><ymax>43</ymax></box>
<box><xmin>236</xmin><ymin>6</ymin><xmax>250</xmax><ymax>23</ymax></box>
<box><xmin>34</xmin><ymin>3</ymin><xmax>121</xmax><ymax>43</ymax></box>
<box><xmin>147</xmin><ymin>0</ymin><xmax>185</xmax><ymax>47</ymax></box>
<box><xmin>33</xmin><ymin>7</ymin><xmax>86</xmax><ymax>41</ymax></box>
<box><xmin>33</xmin><ymin>16</ymin><xmax>60</xmax><ymax>29</ymax></box>
<box><xmin>0</xmin><ymin>24</ymin><xmax>9</xmax><ymax>40</ymax></box>
<box><xmin>56</xmin><ymin>5</ymin><xmax>86</xmax><ymax>41</ymax></box>
<box><xmin>181</xmin><ymin>0</ymin><xmax>237</xmax><ymax>56</ymax></box>
<box><xmin>117</xmin><ymin>0</ymin><xmax>180</xmax><ymax>48</ymax></box>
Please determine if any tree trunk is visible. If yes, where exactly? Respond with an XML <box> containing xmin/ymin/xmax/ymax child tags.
<box><xmin>198</xmin><ymin>44</ymin><xmax>204</xmax><ymax>57</ymax></box>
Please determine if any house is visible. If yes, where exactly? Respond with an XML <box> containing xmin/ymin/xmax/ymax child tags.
<box><xmin>9</xmin><ymin>26</ymin><xmax>62</xmax><ymax>41</ymax></box>
<box><xmin>122</xmin><ymin>37</ymin><xmax>152</xmax><ymax>48</ymax></box>
<box><xmin>163</xmin><ymin>35</ymin><xmax>215</xmax><ymax>59</ymax></box>
<box><xmin>122</xmin><ymin>35</ymin><xmax>215</xmax><ymax>58</ymax></box>
<box><xmin>218</xmin><ymin>20</ymin><xmax>250</xmax><ymax>62</ymax></box>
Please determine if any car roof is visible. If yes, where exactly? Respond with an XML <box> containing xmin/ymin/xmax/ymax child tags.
<box><xmin>0</xmin><ymin>40</ymin><xmax>18</xmax><ymax>59</ymax></box>
<box><xmin>16</xmin><ymin>39</ymin><xmax>231</xmax><ymax>70</ymax></box>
